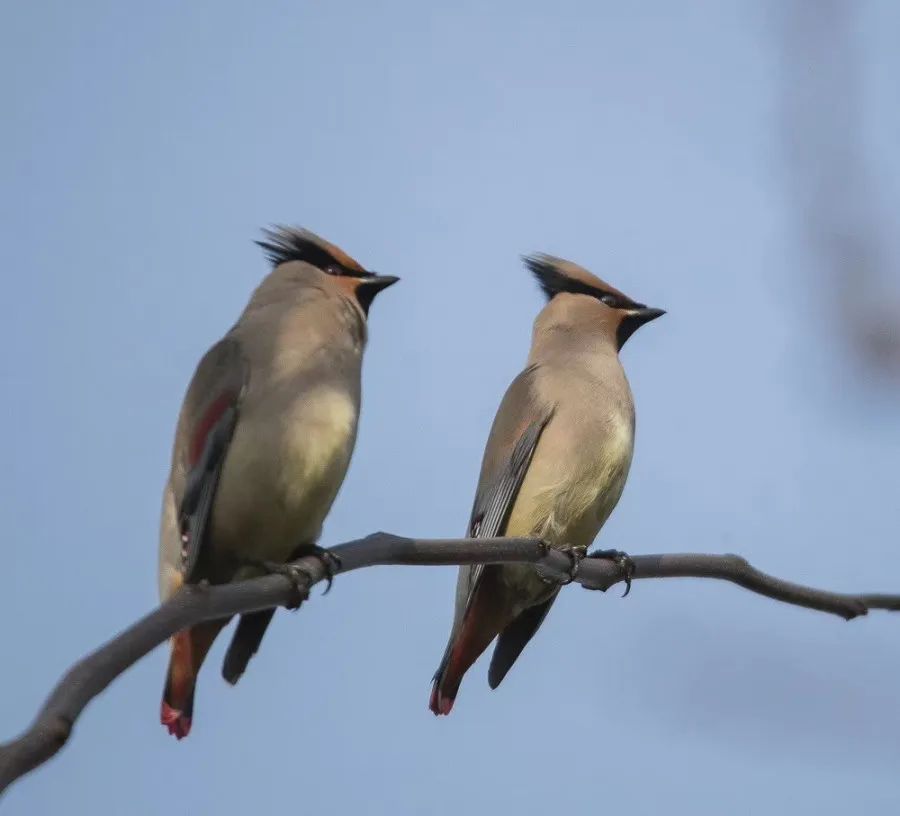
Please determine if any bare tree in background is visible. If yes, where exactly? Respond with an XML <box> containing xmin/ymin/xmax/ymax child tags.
<box><xmin>778</xmin><ymin>0</ymin><xmax>900</xmax><ymax>383</ymax></box>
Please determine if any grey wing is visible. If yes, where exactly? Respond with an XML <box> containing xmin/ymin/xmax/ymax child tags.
<box><xmin>452</xmin><ymin>366</ymin><xmax>554</xmax><ymax>629</ymax></box>
<box><xmin>170</xmin><ymin>336</ymin><xmax>249</xmax><ymax>583</ymax></box>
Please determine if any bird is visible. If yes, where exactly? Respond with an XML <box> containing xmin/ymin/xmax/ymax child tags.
<box><xmin>429</xmin><ymin>253</ymin><xmax>663</xmax><ymax>715</ymax></box>
<box><xmin>157</xmin><ymin>225</ymin><xmax>398</xmax><ymax>739</ymax></box>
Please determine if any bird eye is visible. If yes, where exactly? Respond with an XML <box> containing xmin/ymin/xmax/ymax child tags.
<box><xmin>600</xmin><ymin>294</ymin><xmax>618</xmax><ymax>307</ymax></box>
<box><xmin>324</xmin><ymin>265</ymin><xmax>342</xmax><ymax>276</ymax></box>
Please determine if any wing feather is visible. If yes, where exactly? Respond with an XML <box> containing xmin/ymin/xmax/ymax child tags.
<box><xmin>173</xmin><ymin>336</ymin><xmax>248</xmax><ymax>583</ymax></box>
<box><xmin>434</xmin><ymin>367</ymin><xmax>553</xmax><ymax>682</ymax></box>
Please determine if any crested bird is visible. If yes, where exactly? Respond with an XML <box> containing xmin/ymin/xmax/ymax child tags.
<box><xmin>158</xmin><ymin>226</ymin><xmax>398</xmax><ymax>738</ymax></box>
<box><xmin>430</xmin><ymin>253</ymin><xmax>663</xmax><ymax>715</ymax></box>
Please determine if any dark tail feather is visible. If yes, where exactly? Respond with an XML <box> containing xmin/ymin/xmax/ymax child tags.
<box><xmin>488</xmin><ymin>595</ymin><xmax>557</xmax><ymax>690</ymax></box>
<box><xmin>222</xmin><ymin>609</ymin><xmax>276</xmax><ymax>685</ymax></box>
<box><xmin>429</xmin><ymin>569</ymin><xmax>506</xmax><ymax>716</ymax></box>
<box><xmin>161</xmin><ymin>620</ymin><xmax>227</xmax><ymax>740</ymax></box>
<box><xmin>222</xmin><ymin>539</ymin><xmax>315</xmax><ymax>685</ymax></box>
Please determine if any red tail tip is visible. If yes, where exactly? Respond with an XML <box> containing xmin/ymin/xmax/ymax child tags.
<box><xmin>429</xmin><ymin>684</ymin><xmax>455</xmax><ymax>716</ymax></box>
<box><xmin>161</xmin><ymin>701</ymin><xmax>192</xmax><ymax>740</ymax></box>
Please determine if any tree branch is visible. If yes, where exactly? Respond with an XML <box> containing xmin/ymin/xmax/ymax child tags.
<box><xmin>1</xmin><ymin>532</ymin><xmax>898</xmax><ymax>797</ymax></box>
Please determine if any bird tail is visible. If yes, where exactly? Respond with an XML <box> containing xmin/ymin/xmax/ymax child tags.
<box><xmin>161</xmin><ymin>621</ymin><xmax>226</xmax><ymax>739</ymax></box>
<box><xmin>487</xmin><ymin>594</ymin><xmax>557</xmax><ymax>689</ymax></box>
<box><xmin>222</xmin><ymin>609</ymin><xmax>276</xmax><ymax>685</ymax></box>
<box><xmin>429</xmin><ymin>570</ymin><xmax>506</xmax><ymax>716</ymax></box>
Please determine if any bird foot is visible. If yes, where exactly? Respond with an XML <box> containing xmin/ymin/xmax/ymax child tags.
<box><xmin>256</xmin><ymin>561</ymin><xmax>314</xmax><ymax>610</ymax></box>
<box><xmin>306</xmin><ymin>545</ymin><xmax>342</xmax><ymax>595</ymax></box>
<box><xmin>586</xmin><ymin>549</ymin><xmax>636</xmax><ymax>596</ymax></box>
<box><xmin>538</xmin><ymin>544</ymin><xmax>588</xmax><ymax>586</ymax></box>
<box><xmin>253</xmin><ymin>546</ymin><xmax>342</xmax><ymax>607</ymax></box>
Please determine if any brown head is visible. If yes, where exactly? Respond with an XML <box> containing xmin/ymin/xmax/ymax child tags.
<box><xmin>255</xmin><ymin>225</ymin><xmax>399</xmax><ymax>315</ymax></box>
<box><xmin>523</xmin><ymin>253</ymin><xmax>664</xmax><ymax>349</ymax></box>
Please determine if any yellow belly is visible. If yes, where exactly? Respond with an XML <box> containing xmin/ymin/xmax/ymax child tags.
<box><xmin>278</xmin><ymin>388</ymin><xmax>358</xmax><ymax>519</ymax></box>
<box><xmin>497</xmin><ymin>413</ymin><xmax>634</xmax><ymax>614</ymax></box>
<box><xmin>506</xmin><ymin>411</ymin><xmax>634</xmax><ymax>549</ymax></box>
<box><xmin>212</xmin><ymin>388</ymin><xmax>358</xmax><ymax>564</ymax></box>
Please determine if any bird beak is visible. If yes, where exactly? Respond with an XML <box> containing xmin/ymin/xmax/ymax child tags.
<box><xmin>361</xmin><ymin>274</ymin><xmax>400</xmax><ymax>295</ymax></box>
<box><xmin>630</xmin><ymin>306</ymin><xmax>666</xmax><ymax>325</ymax></box>
<box><xmin>353</xmin><ymin>273</ymin><xmax>400</xmax><ymax>315</ymax></box>
<box><xmin>616</xmin><ymin>305</ymin><xmax>665</xmax><ymax>349</ymax></box>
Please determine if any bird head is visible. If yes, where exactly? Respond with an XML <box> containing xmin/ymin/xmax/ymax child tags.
<box><xmin>524</xmin><ymin>253</ymin><xmax>664</xmax><ymax>349</ymax></box>
<box><xmin>256</xmin><ymin>225</ymin><xmax>399</xmax><ymax>315</ymax></box>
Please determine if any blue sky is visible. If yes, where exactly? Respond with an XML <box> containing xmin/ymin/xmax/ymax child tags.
<box><xmin>3</xmin><ymin>2</ymin><xmax>900</xmax><ymax>813</ymax></box>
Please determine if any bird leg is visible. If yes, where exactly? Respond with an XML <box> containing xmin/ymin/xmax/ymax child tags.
<box><xmin>586</xmin><ymin>549</ymin><xmax>636</xmax><ymax>597</ymax></box>
<box><xmin>255</xmin><ymin>561</ymin><xmax>313</xmax><ymax>610</ymax></box>
<box><xmin>303</xmin><ymin>544</ymin><xmax>342</xmax><ymax>595</ymax></box>
<box><xmin>538</xmin><ymin>543</ymin><xmax>588</xmax><ymax>586</ymax></box>
<box><xmin>251</xmin><ymin>545</ymin><xmax>342</xmax><ymax>608</ymax></box>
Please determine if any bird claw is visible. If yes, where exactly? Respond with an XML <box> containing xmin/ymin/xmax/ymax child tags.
<box><xmin>539</xmin><ymin>544</ymin><xmax>588</xmax><ymax>586</ymax></box>
<box><xmin>587</xmin><ymin>549</ymin><xmax>636</xmax><ymax>596</ymax></box>
<box><xmin>257</xmin><ymin>561</ymin><xmax>313</xmax><ymax>610</ymax></box>
<box><xmin>252</xmin><ymin>546</ymin><xmax>342</xmax><ymax>607</ymax></box>
<box><xmin>307</xmin><ymin>545</ymin><xmax>342</xmax><ymax>595</ymax></box>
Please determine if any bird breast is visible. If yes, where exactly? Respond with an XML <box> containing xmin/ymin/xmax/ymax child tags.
<box><xmin>278</xmin><ymin>387</ymin><xmax>359</xmax><ymax>505</ymax></box>
<box><xmin>508</xmin><ymin>405</ymin><xmax>635</xmax><ymax>549</ymax></box>
<box><xmin>212</xmin><ymin>386</ymin><xmax>359</xmax><ymax>562</ymax></box>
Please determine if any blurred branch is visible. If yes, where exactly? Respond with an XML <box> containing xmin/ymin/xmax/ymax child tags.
<box><xmin>2</xmin><ymin>531</ymin><xmax>899</xmax><ymax>796</ymax></box>
<box><xmin>778</xmin><ymin>0</ymin><xmax>900</xmax><ymax>381</ymax></box>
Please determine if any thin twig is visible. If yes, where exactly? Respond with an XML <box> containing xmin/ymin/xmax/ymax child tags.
<box><xmin>1</xmin><ymin>532</ymin><xmax>898</xmax><ymax>797</ymax></box>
